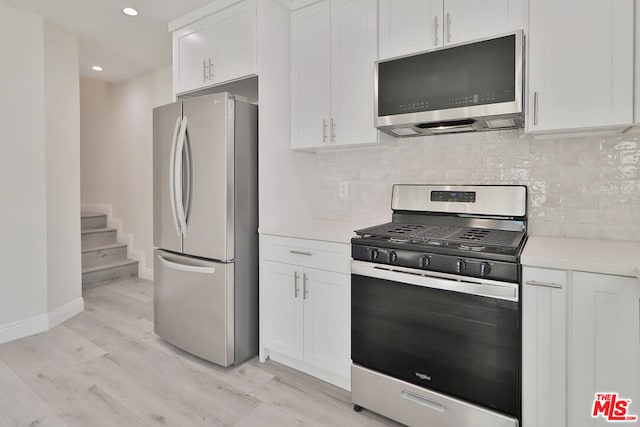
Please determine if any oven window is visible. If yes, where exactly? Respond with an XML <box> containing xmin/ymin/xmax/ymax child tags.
<box><xmin>351</xmin><ymin>273</ymin><xmax>520</xmax><ymax>417</ymax></box>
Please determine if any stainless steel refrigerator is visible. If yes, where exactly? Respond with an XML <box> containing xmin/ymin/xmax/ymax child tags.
<box><xmin>152</xmin><ymin>92</ymin><xmax>258</xmax><ymax>367</ymax></box>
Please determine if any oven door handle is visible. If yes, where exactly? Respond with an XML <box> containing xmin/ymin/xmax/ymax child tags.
<box><xmin>351</xmin><ymin>260</ymin><xmax>519</xmax><ymax>302</ymax></box>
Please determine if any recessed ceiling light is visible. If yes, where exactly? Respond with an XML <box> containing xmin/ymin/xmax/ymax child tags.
<box><xmin>122</xmin><ymin>7</ymin><xmax>138</xmax><ymax>16</ymax></box>
<box><xmin>92</xmin><ymin>66</ymin><xmax>103</xmax><ymax>71</ymax></box>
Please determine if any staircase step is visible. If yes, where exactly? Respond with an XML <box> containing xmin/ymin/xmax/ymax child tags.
<box><xmin>81</xmin><ymin>227</ymin><xmax>117</xmax><ymax>250</ymax></box>
<box><xmin>82</xmin><ymin>243</ymin><xmax>128</xmax><ymax>269</ymax></box>
<box><xmin>82</xmin><ymin>259</ymin><xmax>138</xmax><ymax>288</ymax></box>
<box><xmin>81</xmin><ymin>212</ymin><xmax>107</xmax><ymax>230</ymax></box>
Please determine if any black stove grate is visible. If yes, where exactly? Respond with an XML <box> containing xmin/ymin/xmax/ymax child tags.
<box><xmin>355</xmin><ymin>222</ymin><xmax>524</xmax><ymax>249</ymax></box>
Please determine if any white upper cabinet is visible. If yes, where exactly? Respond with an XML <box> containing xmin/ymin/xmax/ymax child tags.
<box><xmin>172</xmin><ymin>1</ymin><xmax>256</xmax><ymax>95</ymax></box>
<box><xmin>291</xmin><ymin>0</ymin><xmax>378</xmax><ymax>150</ymax></box>
<box><xmin>378</xmin><ymin>0</ymin><xmax>524</xmax><ymax>60</ymax></box>
<box><xmin>443</xmin><ymin>0</ymin><xmax>525</xmax><ymax>44</ymax></box>
<box><xmin>378</xmin><ymin>0</ymin><xmax>441</xmax><ymax>59</ymax></box>
<box><xmin>290</xmin><ymin>1</ymin><xmax>331</xmax><ymax>150</ymax></box>
<box><xmin>527</xmin><ymin>0</ymin><xmax>634</xmax><ymax>134</ymax></box>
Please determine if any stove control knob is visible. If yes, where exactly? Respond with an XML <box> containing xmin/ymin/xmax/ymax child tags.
<box><xmin>420</xmin><ymin>255</ymin><xmax>430</xmax><ymax>268</ymax></box>
<box><xmin>480</xmin><ymin>262</ymin><xmax>492</xmax><ymax>277</ymax></box>
<box><xmin>456</xmin><ymin>259</ymin><xmax>466</xmax><ymax>273</ymax></box>
<box><xmin>389</xmin><ymin>251</ymin><xmax>398</xmax><ymax>263</ymax></box>
<box><xmin>370</xmin><ymin>248</ymin><xmax>379</xmax><ymax>261</ymax></box>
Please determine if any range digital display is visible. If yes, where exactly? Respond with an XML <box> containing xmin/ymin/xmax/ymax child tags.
<box><xmin>431</xmin><ymin>191</ymin><xmax>476</xmax><ymax>203</ymax></box>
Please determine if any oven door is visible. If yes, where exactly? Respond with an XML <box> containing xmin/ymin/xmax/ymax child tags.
<box><xmin>351</xmin><ymin>260</ymin><xmax>520</xmax><ymax>418</ymax></box>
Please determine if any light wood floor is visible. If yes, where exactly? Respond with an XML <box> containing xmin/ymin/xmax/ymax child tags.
<box><xmin>0</xmin><ymin>278</ymin><xmax>401</xmax><ymax>427</ymax></box>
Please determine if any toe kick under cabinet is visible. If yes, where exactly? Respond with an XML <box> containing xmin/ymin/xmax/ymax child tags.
<box><xmin>259</xmin><ymin>234</ymin><xmax>351</xmax><ymax>390</ymax></box>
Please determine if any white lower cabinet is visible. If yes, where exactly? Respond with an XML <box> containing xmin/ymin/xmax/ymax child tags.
<box><xmin>523</xmin><ymin>266</ymin><xmax>640</xmax><ymax>426</ymax></box>
<box><xmin>522</xmin><ymin>267</ymin><xmax>568</xmax><ymax>427</ymax></box>
<box><xmin>568</xmin><ymin>271</ymin><xmax>640</xmax><ymax>427</ymax></box>
<box><xmin>260</xmin><ymin>235</ymin><xmax>350</xmax><ymax>389</ymax></box>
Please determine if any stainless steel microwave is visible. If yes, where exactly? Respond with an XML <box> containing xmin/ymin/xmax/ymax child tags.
<box><xmin>375</xmin><ymin>31</ymin><xmax>524</xmax><ymax>137</ymax></box>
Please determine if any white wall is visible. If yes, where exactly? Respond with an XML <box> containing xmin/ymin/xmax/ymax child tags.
<box><xmin>44</xmin><ymin>21</ymin><xmax>82</xmax><ymax>313</ymax></box>
<box><xmin>0</xmin><ymin>4</ymin><xmax>48</xmax><ymax>327</ymax></box>
<box><xmin>0</xmin><ymin>4</ymin><xmax>82</xmax><ymax>341</ymax></box>
<box><xmin>80</xmin><ymin>67</ymin><xmax>173</xmax><ymax>277</ymax></box>
<box><xmin>306</xmin><ymin>130</ymin><xmax>640</xmax><ymax>242</ymax></box>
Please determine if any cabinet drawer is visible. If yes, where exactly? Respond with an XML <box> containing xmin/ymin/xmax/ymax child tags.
<box><xmin>523</xmin><ymin>267</ymin><xmax>567</xmax><ymax>289</ymax></box>
<box><xmin>261</xmin><ymin>235</ymin><xmax>350</xmax><ymax>274</ymax></box>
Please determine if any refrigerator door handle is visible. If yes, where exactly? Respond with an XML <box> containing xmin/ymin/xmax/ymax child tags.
<box><xmin>175</xmin><ymin>116</ymin><xmax>189</xmax><ymax>237</ymax></box>
<box><xmin>183</xmin><ymin>124</ymin><xmax>193</xmax><ymax>225</ymax></box>
<box><xmin>168</xmin><ymin>116</ymin><xmax>182</xmax><ymax>237</ymax></box>
<box><xmin>158</xmin><ymin>254</ymin><xmax>216</xmax><ymax>275</ymax></box>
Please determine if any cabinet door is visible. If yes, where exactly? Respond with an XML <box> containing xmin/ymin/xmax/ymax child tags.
<box><xmin>443</xmin><ymin>0</ymin><xmax>524</xmax><ymax>45</ymax></box>
<box><xmin>527</xmin><ymin>0</ymin><xmax>633</xmax><ymax>133</ymax></box>
<box><xmin>173</xmin><ymin>17</ymin><xmax>214</xmax><ymax>94</ymax></box>
<box><xmin>378</xmin><ymin>0</ymin><xmax>442</xmax><ymax>59</ymax></box>
<box><xmin>261</xmin><ymin>261</ymin><xmax>304</xmax><ymax>360</ymax></box>
<box><xmin>209</xmin><ymin>0</ymin><xmax>256</xmax><ymax>85</ymax></box>
<box><xmin>302</xmin><ymin>268</ymin><xmax>350</xmax><ymax>378</ymax></box>
<box><xmin>522</xmin><ymin>267</ymin><xmax>568</xmax><ymax>427</ymax></box>
<box><xmin>569</xmin><ymin>272</ymin><xmax>640</xmax><ymax>426</ymax></box>
<box><xmin>330</xmin><ymin>0</ymin><xmax>378</xmax><ymax>147</ymax></box>
<box><xmin>291</xmin><ymin>1</ymin><xmax>331</xmax><ymax>149</ymax></box>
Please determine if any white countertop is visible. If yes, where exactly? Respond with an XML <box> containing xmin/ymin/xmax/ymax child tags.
<box><xmin>259</xmin><ymin>220</ymin><xmax>369</xmax><ymax>244</ymax></box>
<box><xmin>522</xmin><ymin>235</ymin><xmax>640</xmax><ymax>278</ymax></box>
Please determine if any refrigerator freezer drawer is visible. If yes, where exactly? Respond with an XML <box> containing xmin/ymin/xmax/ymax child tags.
<box><xmin>154</xmin><ymin>249</ymin><xmax>234</xmax><ymax>366</ymax></box>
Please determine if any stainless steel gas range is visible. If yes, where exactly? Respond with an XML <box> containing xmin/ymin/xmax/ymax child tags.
<box><xmin>350</xmin><ymin>184</ymin><xmax>527</xmax><ymax>427</ymax></box>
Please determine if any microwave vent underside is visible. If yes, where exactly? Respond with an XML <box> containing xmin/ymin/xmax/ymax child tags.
<box><xmin>384</xmin><ymin>115</ymin><xmax>522</xmax><ymax>137</ymax></box>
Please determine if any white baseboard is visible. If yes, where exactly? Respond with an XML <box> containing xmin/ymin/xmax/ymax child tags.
<box><xmin>81</xmin><ymin>203</ymin><xmax>154</xmax><ymax>281</ymax></box>
<box><xmin>0</xmin><ymin>314</ymin><xmax>48</xmax><ymax>345</ymax></box>
<box><xmin>0</xmin><ymin>297</ymin><xmax>85</xmax><ymax>345</ymax></box>
<box><xmin>48</xmin><ymin>298</ymin><xmax>85</xmax><ymax>329</ymax></box>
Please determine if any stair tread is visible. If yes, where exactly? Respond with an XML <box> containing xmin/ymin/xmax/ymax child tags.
<box><xmin>82</xmin><ymin>259</ymin><xmax>138</xmax><ymax>274</ymax></box>
<box><xmin>81</xmin><ymin>243</ymin><xmax>127</xmax><ymax>253</ymax></box>
<box><xmin>81</xmin><ymin>227</ymin><xmax>116</xmax><ymax>235</ymax></box>
<box><xmin>81</xmin><ymin>212</ymin><xmax>106</xmax><ymax>218</ymax></box>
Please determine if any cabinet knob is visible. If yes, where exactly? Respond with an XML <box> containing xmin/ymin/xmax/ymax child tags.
<box><xmin>456</xmin><ymin>259</ymin><xmax>466</xmax><ymax>273</ymax></box>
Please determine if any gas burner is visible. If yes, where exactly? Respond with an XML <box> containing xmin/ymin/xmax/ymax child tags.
<box><xmin>352</xmin><ymin>184</ymin><xmax>528</xmax><ymax>282</ymax></box>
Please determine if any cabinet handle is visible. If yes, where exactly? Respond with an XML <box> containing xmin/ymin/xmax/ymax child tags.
<box><xmin>303</xmin><ymin>272</ymin><xmax>309</xmax><ymax>300</ymax></box>
<box><xmin>322</xmin><ymin>119</ymin><xmax>328</xmax><ymax>143</ymax></box>
<box><xmin>208</xmin><ymin>58</ymin><xmax>213</xmax><ymax>80</ymax></box>
<box><xmin>525</xmin><ymin>280</ymin><xmax>562</xmax><ymax>289</ymax></box>
<box><xmin>446</xmin><ymin>13</ymin><xmax>451</xmax><ymax>43</ymax></box>
<box><xmin>533</xmin><ymin>91</ymin><xmax>539</xmax><ymax>126</ymax></box>
<box><xmin>203</xmin><ymin>60</ymin><xmax>208</xmax><ymax>82</ymax></box>
<box><xmin>290</xmin><ymin>250</ymin><xmax>313</xmax><ymax>256</ymax></box>
<box><xmin>434</xmin><ymin>16</ymin><xmax>439</xmax><ymax>46</ymax></box>
<box><xmin>330</xmin><ymin>118</ymin><xmax>336</xmax><ymax>143</ymax></box>
<box><xmin>293</xmin><ymin>271</ymin><xmax>300</xmax><ymax>298</ymax></box>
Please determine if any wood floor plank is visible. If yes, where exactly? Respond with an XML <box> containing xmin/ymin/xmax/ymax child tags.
<box><xmin>0</xmin><ymin>358</ymin><xmax>68</xmax><ymax>427</ymax></box>
<box><xmin>65</xmin><ymin>309</ymin><xmax>261</xmax><ymax>425</ymax></box>
<box><xmin>0</xmin><ymin>327</ymin><xmax>150</xmax><ymax>427</ymax></box>
<box><xmin>103</xmin><ymin>277</ymin><xmax>154</xmax><ymax>303</ymax></box>
<box><xmin>0</xmin><ymin>277</ymin><xmax>399</xmax><ymax>427</ymax></box>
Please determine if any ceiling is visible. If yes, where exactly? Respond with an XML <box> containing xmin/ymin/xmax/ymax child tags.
<box><xmin>0</xmin><ymin>0</ymin><xmax>215</xmax><ymax>83</ymax></box>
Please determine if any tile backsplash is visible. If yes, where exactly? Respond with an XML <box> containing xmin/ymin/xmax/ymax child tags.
<box><xmin>309</xmin><ymin>130</ymin><xmax>640</xmax><ymax>242</ymax></box>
